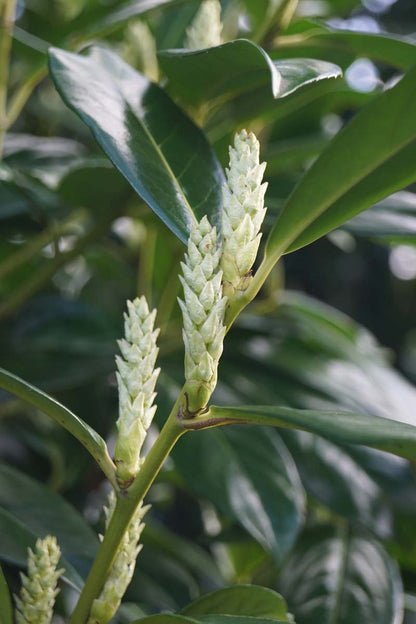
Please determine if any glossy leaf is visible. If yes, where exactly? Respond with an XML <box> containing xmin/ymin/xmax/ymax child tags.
<box><xmin>181</xmin><ymin>585</ymin><xmax>291</xmax><ymax>620</ymax></box>
<box><xmin>342</xmin><ymin>191</ymin><xmax>416</xmax><ymax>243</ymax></box>
<box><xmin>223</xmin><ymin>291</ymin><xmax>416</xmax><ymax>428</ymax></box>
<box><xmin>159</xmin><ymin>40</ymin><xmax>341</xmax><ymax>106</ymax></box>
<box><xmin>134</xmin><ymin>617</ymin><xmax>199</xmax><ymax>624</ymax></box>
<box><xmin>69</xmin><ymin>0</ymin><xmax>190</xmax><ymax>40</ymax></box>
<box><xmin>48</xmin><ymin>46</ymin><xmax>224</xmax><ymax>243</ymax></box>
<box><xmin>274</xmin><ymin>58</ymin><xmax>342</xmax><ymax>98</ymax></box>
<box><xmin>279</xmin><ymin>430</ymin><xmax>392</xmax><ymax>537</ymax></box>
<box><xmin>202</xmin><ymin>404</ymin><xmax>416</xmax><ymax>462</ymax></box>
<box><xmin>273</xmin><ymin>20</ymin><xmax>416</xmax><ymax>70</ymax></box>
<box><xmin>0</xmin><ymin>565</ymin><xmax>13</xmax><ymax>624</ymax></box>
<box><xmin>159</xmin><ymin>40</ymin><xmax>280</xmax><ymax>106</ymax></box>
<box><xmin>172</xmin><ymin>426</ymin><xmax>305</xmax><ymax>562</ymax></box>
<box><xmin>279</xmin><ymin>527</ymin><xmax>403</xmax><ymax>624</ymax></box>
<box><xmin>265</xmin><ymin>65</ymin><xmax>416</xmax><ymax>258</ymax></box>
<box><xmin>197</xmin><ymin>618</ymin><xmax>290</xmax><ymax>624</ymax></box>
<box><xmin>0</xmin><ymin>367</ymin><xmax>116</xmax><ymax>486</ymax></box>
<box><xmin>0</xmin><ymin>464</ymin><xmax>98</xmax><ymax>584</ymax></box>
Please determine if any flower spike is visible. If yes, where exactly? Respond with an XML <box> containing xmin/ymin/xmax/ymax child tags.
<box><xmin>186</xmin><ymin>0</ymin><xmax>222</xmax><ymax>50</ymax></box>
<box><xmin>179</xmin><ymin>216</ymin><xmax>227</xmax><ymax>413</ymax></box>
<box><xmin>221</xmin><ymin>129</ymin><xmax>268</xmax><ymax>298</ymax></box>
<box><xmin>88</xmin><ymin>493</ymin><xmax>149</xmax><ymax>624</ymax></box>
<box><xmin>114</xmin><ymin>296</ymin><xmax>160</xmax><ymax>488</ymax></box>
<box><xmin>14</xmin><ymin>535</ymin><xmax>64</xmax><ymax>624</ymax></box>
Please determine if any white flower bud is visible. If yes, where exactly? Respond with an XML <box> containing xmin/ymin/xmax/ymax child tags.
<box><xmin>14</xmin><ymin>536</ymin><xmax>64</xmax><ymax>624</ymax></box>
<box><xmin>114</xmin><ymin>296</ymin><xmax>160</xmax><ymax>488</ymax></box>
<box><xmin>88</xmin><ymin>493</ymin><xmax>149</xmax><ymax>624</ymax></box>
<box><xmin>221</xmin><ymin>130</ymin><xmax>268</xmax><ymax>298</ymax></box>
<box><xmin>122</xmin><ymin>20</ymin><xmax>159</xmax><ymax>82</ymax></box>
<box><xmin>186</xmin><ymin>0</ymin><xmax>222</xmax><ymax>50</ymax></box>
<box><xmin>179</xmin><ymin>216</ymin><xmax>227</xmax><ymax>413</ymax></box>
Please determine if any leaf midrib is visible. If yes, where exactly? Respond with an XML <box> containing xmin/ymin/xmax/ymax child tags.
<box><xmin>122</xmin><ymin>93</ymin><xmax>198</xmax><ymax>228</ymax></box>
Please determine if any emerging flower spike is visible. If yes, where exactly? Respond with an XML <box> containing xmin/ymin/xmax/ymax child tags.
<box><xmin>179</xmin><ymin>215</ymin><xmax>227</xmax><ymax>413</ymax></box>
<box><xmin>186</xmin><ymin>0</ymin><xmax>222</xmax><ymax>50</ymax></box>
<box><xmin>114</xmin><ymin>296</ymin><xmax>160</xmax><ymax>488</ymax></box>
<box><xmin>123</xmin><ymin>20</ymin><xmax>159</xmax><ymax>82</ymax></box>
<box><xmin>14</xmin><ymin>535</ymin><xmax>64</xmax><ymax>624</ymax></box>
<box><xmin>88</xmin><ymin>493</ymin><xmax>149</xmax><ymax>624</ymax></box>
<box><xmin>221</xmin><ymin>129</ymin><xmax>268</xmax><ymax>298</ymax></box>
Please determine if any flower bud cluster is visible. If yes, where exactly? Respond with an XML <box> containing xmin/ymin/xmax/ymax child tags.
<box><xmin>114</xmin><ymin>296</ymin><xmax>160</xmax><ymax>488</ymax></box>
<box><xmin>88</xmin><ymin>493</ymin><xmax>149</xmax><ymax>624</ymax></box>
<box><xmin>221</xmin><ymin>130</ymin><xmax>268</xmax><ymax>298</ymax></box>
<box><xmin>179</xmin><ymin>216</ymin><xmax>227</xmax><ymax>413</ymax></box>
<box><xmin>14</xmin><ymin>535</ymin><xmax>64</xmax><ymax>624</ymax></box>
<box><xmin>122</xmin><ymin>20</ymin><xmax>159</xmax><ymax>82</ymax></box>
<box><xmin>186</xmin><ymin>0</ymin><xmax>222</xmax><ymax>50</ymax></box>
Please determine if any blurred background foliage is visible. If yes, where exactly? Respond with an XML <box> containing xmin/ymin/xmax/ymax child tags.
<box><xmin>1</xmin><ymin>0</ymin><xmax>416</xmax><ymax>622</ymax></box>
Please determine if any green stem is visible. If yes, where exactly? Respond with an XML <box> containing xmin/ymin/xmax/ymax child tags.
<box><xmin>5</xmin><ymin>64</ymin><xmax>47</xmax><ymax>129</ymax></box>
<box><xmin>224</xmin><ymin>254</ymin><xmax>280</xmax><ymax>330</ymax></box>
<box><xmin>69</xmin><ymin>393</ymin><xmax>186</xmax><ymax>624</ymax></box>
<box><xmin>0</xmin><ymin>0</ymin><xmax>17</xmax><ymax>158</ymax></box>
<box><xmin>138</xmin><ymin>227</ymin><xmax>157</xmax><ymax>304</ymax></box>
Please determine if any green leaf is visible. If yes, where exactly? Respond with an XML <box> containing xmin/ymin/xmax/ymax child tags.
<box><xmin>181</xmin><ymin>585</ymin><xmax>291</xmax><ymax>621</ymax></box>
<box><xmin>134</xmin><ymin>616</ymin><xmax>199</xmax><ymax>624</ymax></box>
<box><xmin>279</xmin><ymin>526</ymin><xmax>403</xmax><ymax>623</ymax></box>
<box><xmin>48</xmin><ymin>46</ymin><xmax>224</xmax><ymax>244</ymax></box>
<box><xmin>143</xmin><ymin>521</ymin><xmax>223</xmax><ymax>588</ymax></box>
<box><xmin>3</xmin><ymin>133</ymin><xmax>85</xmax><ymax>171</ymax></box>
<box><xmin>0</xmin><ymin>565</ymin><xmax>13</xmax><ymax>624</ymax></box>
<box><xmin>0</xmin><ymin>507</ymin><xmax>84</xmax><ymax>591</ymax></box>
<box><xmin>68</xmin><ymin>0</ymin><xmax>191</xmax><ymax>40</ymax></box>
<box><xmin>158</xmin><ymin>40</ymin><xmax>341</xmax><ymax>107</ymax></box>
<box><xmin>341</xmin><ymin>191</ymin><xmax>416</xmax><ymax>244</ymax></box>
<box><xmin>0</xmin><ymin>367</ymin><xmax>116</xmax><ymax>486</ymax></box>
<box><xmin>172</xmin><ymin>426</ymin><xmax>305</xmax><ymax>562</ymax></box>
<box><xmin>201</xmin><ymin>404</ymin><xmax>416</xmax><ymax>463</ymax></box>
<box><xmin>223</xmin><ymin>291</ymin><xmax>416</xmax><ymax>429</ymax></box>
<box><xmin>265</xmin><ymin>65</ymin><xmax>416</xmax><ymax>259</ymax></box>
<box><xmin>197</xmin><ymin>618</ymin><xmax>291</xmax><ymax>624</ymax></box>
<box><xmin>0</xmin><ymin>463</ymin><xmax>98</xmax><ymax>586</ymax></box>
<box><xmin>280</xmin><ymin>430</ymin><xmax>392</xmax><ymax>536</ymax></box>
<box><xmin>273</xmin><ymin>20</ymin><xmax>416</xmax><ymax>71</ymax></box>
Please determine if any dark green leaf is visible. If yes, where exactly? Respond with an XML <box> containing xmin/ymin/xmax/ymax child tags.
<box><xmin>48</xmin><ymin>46</ymin><xmax>224</xmax><ymax>243</ymax></box>
<box><xmin>0</xmin><ymin>464</ymin><xmax>98</xmax><ymax>585</ymax></box>
<box><xmin>133</xmin><ymin>616</ymin><xmax>199</xmax><ymax>624</ymax></box>
<box><xmin>159</xmin><ymin>40</ymin><xmax>280</xmax><ymax>106</ymax></box>
<box><xmin>143</xmin><ymin>521</ymin><xmax>223</xmax><ymax>588</ymax></box>
<box><xmin>69</xmin><ymin>0</ymin><xmax>191</xmax><ymax>40</ymax></box>
<box><xmin>0</xmin><ymin>564</ymin><xmax>13</xmax><ymax>624</ymax></box>
<box><xmin>265</xmin><ymin>65</ymin><xmax>416</xmax><ymax>258</ymax></box>
<box><xmin>181</xmin><ymin>585</ymin><xmax>291</xmax><ymax>620</ymax></box>
<box><xmin>202</xmin><ymin>404</ymin><xmax>416</xmax><ymax>462</ymax></box>
<box><xmin>159</xmin><ymin>40</ymin><xmax>341</xmax><ymax>107</ymax></box>
<box><xmin>273</xmin><ymin>21</ymin><xmax>416</xmax><ymax>71</ymax></box>
<box><xmin>172</xmin><ymin>426</ymin><xmax>305</xmax><ymax>562</ymax></box>
<box><xmin>341</xmin><ymin>191</ymin><xmax>416</xmax><ymax>243</ymax></box>
<box><xmin>279</xmin><ymin>430</ymin><xmax>392</xmax><ymax>536</ymax></box>
<box><xmin>0</xmin><ymin>367</ymin><xmax>116</xmax><ymax>486</ymax></box>
<box><xmin>197</xmin><ymin>618</ymin><xmax>290</xmax><ymax>624</ymax></box>
<box><xmin>279</xmin><ymin>527</ymin><xmax>403</xmax><ymax>624</ymax></box>
<box><xmin>3</xmin><ymin>133</ymin><xmax>85</xmax><ymax>171</ymax></box>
